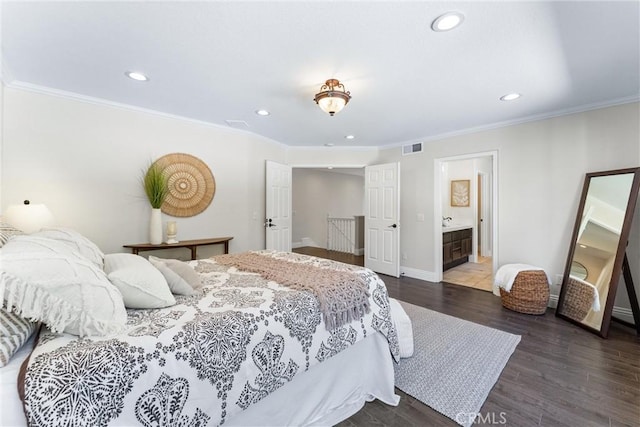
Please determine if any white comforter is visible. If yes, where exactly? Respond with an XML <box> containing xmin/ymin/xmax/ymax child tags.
<box><xmin>21</xmin><ymin>251</ymin><xmax>399</xmax><ymax>426</ymax></box>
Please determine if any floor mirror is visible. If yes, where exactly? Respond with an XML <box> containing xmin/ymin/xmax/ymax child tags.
<box><xmin>556</xmin><ymin>167</ymin><xmax>640</xmax><ymax>338</ymax></box>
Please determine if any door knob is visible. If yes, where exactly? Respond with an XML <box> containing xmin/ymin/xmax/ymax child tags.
<box><xmin>388</xmin><ymin>224</ymin><xmax>397</xmax><ymax>228</ymax></box>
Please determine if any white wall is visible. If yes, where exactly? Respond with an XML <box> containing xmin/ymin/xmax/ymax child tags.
<box><xmin>442</xmin><ymin>159</ymin><xmax>474</xmax><ymax>226</ymax></box>
<box><xmin>2</xmin><ymin>87</ymin><xmax>638</xmax><ymax>312</ymax></box>
<box><xmin>292</xmin><ymin>168</ymin><xmax>364</xmax><ymax>248</ymax></box>
<box><xmin>2</xmin><ymin>88</ymin><xmax>286</xmax><ymax>256</ymax></box>
<box><xmin>375</xmin><ymin>102</ymin><xmax>640</xmax><ymax>310</ymax></box>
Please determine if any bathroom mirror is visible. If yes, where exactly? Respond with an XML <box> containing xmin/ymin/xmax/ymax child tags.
<box><xmin>556</xmin><ymin>167</ymin><xmax>640</xmax><ymax>338</ymax></box>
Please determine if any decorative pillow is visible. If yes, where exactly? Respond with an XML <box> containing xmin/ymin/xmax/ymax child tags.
<box><xmin>389</xmin><ymin>298</ymin><xmax>414</xmax><ymax>358</ymax></box>
<box><xmin>104</xmin><ymin>253</ymin><xmax>175</xmax><ymax>308</ymax></box>
<box><xmin>0</xmin><ymin>308</ymin><xmax>37</xmax><ymax>367</ymax></box>
<box><xmin>148</xmin><ymin>256</ymin><xmax>201</xmax><ymax>295</ymax></box>
<box><xmin>33</xmin><ymin>228</ymin><xmax>104</xmax><ymax>269</ymax></box>
<box><xmin>0</xmin><ymin>222</ymin><xmax>23</xmax><ymax>248</ymax></box>
<box><xmin>1</xmin><ymin>240</ymin><xmax>127</xmax><ymax>337</ymax></box>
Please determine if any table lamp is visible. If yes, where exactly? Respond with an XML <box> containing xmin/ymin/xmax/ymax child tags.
<box><xmin>4</xmin><ymin>200</ymin><xmax>54</xmax><ymax>233</ymax></box>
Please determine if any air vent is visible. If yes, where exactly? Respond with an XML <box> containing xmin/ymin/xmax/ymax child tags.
<box><xmin>402</xmin><ymin>142</ymin><xmax>423</xmax><ymax>155</ymax></box>
<box><xmin>225</xmin><ymin>120</ymin><xmax>250</xmax><ymax>129</ymax></box>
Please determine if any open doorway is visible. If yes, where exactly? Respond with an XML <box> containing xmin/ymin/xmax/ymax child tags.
<box><xmin>434</xmin><ymin>152</ymin><xmax>498</xmax><ymax>292</ymax></box>
<box><xmin>290</xmin><ymin>167</ymin><xmax>365</xmax><ymax>267</ymax></box>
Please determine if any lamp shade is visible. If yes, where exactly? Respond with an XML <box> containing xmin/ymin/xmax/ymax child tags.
<box><xmin>317</xmin><ymin>96</ymin><xmax>347</xmax><ymax>116</ymax></box>
<box><xmin>4</xmin><ymin>200</ymin><xmax>54</xmax><ymax>234</ymax></box>
<box><xmin>314</xmin><ymin>79</ymin><xmax>351</xmax><ymax>116</ymax></box>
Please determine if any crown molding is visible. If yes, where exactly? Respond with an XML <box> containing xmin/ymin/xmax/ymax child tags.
<box><xmin>5</xmin><ymin>80</ymin><xmax>290</xmax><ymax>150</ymax></box>
<box><xmin>0</xmin><ymin>56</ymin><xmax>15</xmax><ymax>86</ymax></box>
<box><xmin>6</xmin><ymin>79</ymin><xmax>637</xmax><ymax>153</ymax></box>
<box><xmin>380</xmin><ymin>95</ymin><xmax>640</xmax><ymax>150</ymax></box>
<box><xmin>289</xmin><ymin>145</ymin><xmax>379</xmax><ymax>152</ymax></box>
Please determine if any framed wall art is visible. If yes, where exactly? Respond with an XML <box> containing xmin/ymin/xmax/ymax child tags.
<box><xmin>451</xmin><ymin>179</ymin><xmax>470</xmax><ymax>207</ymax></box>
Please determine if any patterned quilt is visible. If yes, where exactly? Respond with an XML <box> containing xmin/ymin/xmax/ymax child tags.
<box><xmin>21</xmin><ymin>251</ymin><xmax>399</xmax><ymax>426</ymax></box>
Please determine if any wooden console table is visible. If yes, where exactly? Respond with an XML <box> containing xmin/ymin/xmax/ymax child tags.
<box><xmin>123</xmin><ymin>237</ymin><xmax>233</xmax><ymax>260</ymax></box>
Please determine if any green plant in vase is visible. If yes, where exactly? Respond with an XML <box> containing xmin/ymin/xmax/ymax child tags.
<box><xmin>143</xmin><ymin>162</ymin><xmax>169</xmax><ymax>244</ymax></box>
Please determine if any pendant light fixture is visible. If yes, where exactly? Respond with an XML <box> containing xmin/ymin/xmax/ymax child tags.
<box><xmin>314</xmin><ymin>79</ymin><xmax>351</xmax><ymax>116</ymax></box>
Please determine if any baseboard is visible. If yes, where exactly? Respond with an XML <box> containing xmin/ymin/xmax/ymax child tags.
<box><xmin>298</xmin><ymin>237</ymin><xmax>322</xmax><ymax>248</ymax></box>
<box><xmin>292</xmin><ymin>241</ymin><xmax>304</xmax><ymax>249</ymax></box>
<box><xmin>354</xmin><ymin>248</ymin><xmax>364</xmax><ymax>256</ymax></box>
<box><xmin>548</xmin><ymin>295</ymin><xmax>635</xmax><ymax>324</ymax></box>
<box><xmin>400</xmin><ymin>266</ymin><xmax>438</xmax><ymax>282</ymax></box>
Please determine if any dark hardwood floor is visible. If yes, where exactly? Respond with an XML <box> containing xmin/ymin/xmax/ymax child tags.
<box><xmin>298</xmin><ymin>249</ymin><xmax>640</xmax><ymax>426</ymax></box>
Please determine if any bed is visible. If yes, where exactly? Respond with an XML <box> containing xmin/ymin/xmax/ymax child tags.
<box><xmin>1</xmin><ymin>231</ymin><xmax>400</xmax><ymax>427</ymax></box>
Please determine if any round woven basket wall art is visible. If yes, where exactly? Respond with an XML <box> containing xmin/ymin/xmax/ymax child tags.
<box><xmin>152</xmin><ymin>153</ymin><xmax>215</xmax><ymax>217</ymax></box>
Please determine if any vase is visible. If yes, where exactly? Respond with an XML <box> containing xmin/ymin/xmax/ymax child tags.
<box><xmin>149</xmin><ymin>208</ymin><xmax>163</xmax><ymax>244</ymax></box>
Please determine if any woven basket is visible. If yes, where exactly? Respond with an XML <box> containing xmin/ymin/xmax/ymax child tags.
<box><xmin>500</xmin><ymin>270</ymin><xmax>550</xmax><ymax>315</ymax></box>
<box><xmin>559</xmin><ymin>277</ymin><xmax>594</xmax><ymax>322</ymax></box>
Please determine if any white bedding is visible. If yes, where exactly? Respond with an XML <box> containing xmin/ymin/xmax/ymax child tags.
<box><xmin>0</xmin><ymin>334</ymin><xmax>35</xmax><ymax>427</ymax></box>
<box><xmin>0</xmin><ymin>332</ymin><xmax>398</xmax><ymax>427</ymax></box>
<box><xmin>13</xmin><ymin>251</ymin><xmax>400</xmax><ymax>426</ymax></box>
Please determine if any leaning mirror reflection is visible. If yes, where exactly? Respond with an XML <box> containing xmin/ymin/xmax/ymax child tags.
<box><xmin>557</xmin><ymin>170</ymin><xmax>638</xmax><ymax>335</ymax></box>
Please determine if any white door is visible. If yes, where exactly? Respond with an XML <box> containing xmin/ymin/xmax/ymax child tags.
<box><xmin>365</xmin><ymin>162</ymin><xmax>400</xmax><ymax>277</ymax></box>
<box><xmin>265</xmin><ymin>160</ymin><xmax>292</xmax><ymax>251</ymax></box>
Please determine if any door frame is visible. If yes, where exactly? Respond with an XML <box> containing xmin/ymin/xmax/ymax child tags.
<box><xmin>478</xmin><ymin>170</ymin><xmax>492</xmax><ymax>257</ymax></box>
<box><xmin>433</xmin><ymin>151</ymin><xmax>498</xmax><ymax>283</ymax></box>
<box><xmin>290</xmin><ymin>163</ymin><xmax>367</xmax><ymax>250</ymax></box>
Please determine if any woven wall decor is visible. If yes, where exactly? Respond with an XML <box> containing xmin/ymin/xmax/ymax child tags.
<box><xmin>151</xmin><ymin>153</ymin><xmax>215</xmax><ymax>217</ymax></box>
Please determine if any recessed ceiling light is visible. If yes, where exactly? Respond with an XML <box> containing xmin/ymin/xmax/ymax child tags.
<box><xmin>125</xmin><ymin>71</ymin><xmax>149</xmax><ymax>81</ymax></box>
<box><xmin>500</xmin><ymin>93</ymin><xmax>521</xmax><ymax>101</ymax></box>
<box><xmin>328</xmin><ymin>166</ymin><xmax>334</xmax><ymax>170</ymax></box>
<box><xmin>431</xmin><ymin>12</ymin><xmax>464</xmax><ymax>32</ymax></box>
<box><xmin>579</xmin><ymin>244</ymin><xmax>587</xmax><ymax>249</ymax></box>
<box><xmin>345</xmin><ymin>135</ymin><xmax>355</xmax><ymax>140</ymax></box>
<box><xmin>324</xmin><ymin>143</ymin><xmax>335</xmax><ymax>147</ymax></box>
<box><xmin>255</xmin><ymin>109</ymin><xmax>270</xmax><ymax>116</ymax></box>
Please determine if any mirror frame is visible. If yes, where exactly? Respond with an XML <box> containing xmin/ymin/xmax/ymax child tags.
<box><xmin>556</xmin><ymin>167</ymin><xmax>640</xmax><ymax>338</ymax></box>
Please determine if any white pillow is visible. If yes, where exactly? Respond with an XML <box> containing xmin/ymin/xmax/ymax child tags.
<box><xmin>389</xmin><ymin>298</ymin><xmax>414</xmax><ymax>358</ymax></box>
<box><xmin>148</xmin><ymin>256</ymin><xmax>200</xmax><ymax>295</ymax></box>
<box><xmin>104</xmin><ymin>253</ymin><xmax>175</xmax><ymax>308</ymax></box>
<box><xmin>33</xmin><ymin>228</ymin><xmax>104</xmax><ymax>269</ymax></box>
<box><xmin>1</xmin><ymin>240</ymin><xmax>127</xmax><ymax>337</ymax></box>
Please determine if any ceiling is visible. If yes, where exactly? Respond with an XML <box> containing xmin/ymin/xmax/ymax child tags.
<box><xmin>2</xmin><ymin>1</ymin><xmax>639</xmax><ymax>148</ymax></box>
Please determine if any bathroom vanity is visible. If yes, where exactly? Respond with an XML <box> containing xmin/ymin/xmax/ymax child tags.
<box><xmin>443</xmin><ymin>226</ymin><xmax>472</xmax><ymax>271</ymax></box>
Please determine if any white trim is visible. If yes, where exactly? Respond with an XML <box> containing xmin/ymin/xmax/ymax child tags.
<box><xmin>6</xmin><ymin>80</ymin><xmax>290</xmax><ymax>149</ymax></box>
<box><xmin>400</xmin><ymin>266</ymin><xmax>438</xmax><ymax>282</ymax></box>
<box><xmin>6</xmin><ymin>80</ymin><xmax>638</xmax><ymax>151</ymax></box>
<box><xmin>611</xmin><ymin>306</ymin><xmax>636</xmax><ymax>325</ymax></box>
<box><xmin>0</xmin><ymin>56</ymin><xmax>14</xmax><ymax>86</ymax></box>
<box><xmin>291</xmin><ymin>164</ymin><xmax>367</xmax><ymax>169</ymax></box>
<box><xmin>434</xmin><ymin>151</ymin><xmax>498</xmax><ymax>284</ymax></box>
<box><xmin>380</xmin><ymin>95</ymin><xmax>640</xmax><ymax>150</ymax></box>
<box><xmin>292</xmin><ymin>241</ymin><xmax>304</xmax><ymax>249</ymax></box>
<box><xmin>289</xmin><ymin>145</ymin><xmax>378</xmax><ymax>152</ymax></box>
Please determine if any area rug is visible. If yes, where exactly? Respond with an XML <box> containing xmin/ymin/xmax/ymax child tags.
<box><xmin>394</xmin><ymin>300</ymin><xmax>521</xmax><ymax>427</ymax></box>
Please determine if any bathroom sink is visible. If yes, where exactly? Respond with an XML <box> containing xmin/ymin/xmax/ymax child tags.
<box><xmin>442</xmin><ymin>224</ymin><xmax>472</xmax><ymax>232</ymax></box>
